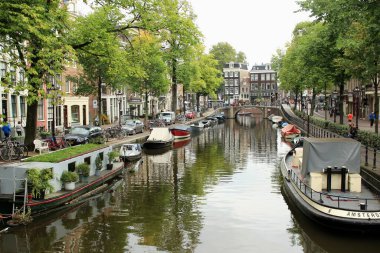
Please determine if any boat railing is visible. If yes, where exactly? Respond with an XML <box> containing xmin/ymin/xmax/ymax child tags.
<box><xmin>0</xmin><ymin>177</ymin><xmax>27</xmax><ymax>217</ymax></box>
<box><xmin>288</xmin><ymin>169</ymin><xmax>380</xmax><ymax>211</ymax></box>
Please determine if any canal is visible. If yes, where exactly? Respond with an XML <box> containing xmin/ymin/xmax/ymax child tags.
<box><xmin>1</xmin><ymin>117</ymin><xmax>380</xmax><ymax>252</ymax></box>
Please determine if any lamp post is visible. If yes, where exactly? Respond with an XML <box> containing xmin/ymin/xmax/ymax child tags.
<box><xmin>116</xmin><ymin>91</ymin><xmax>123</xmax><ymax>127</ymax></box>
<box><xmin>353</xmin><ymin>86</ymin><xmax>360</xmax><ymax>129</ymax></box>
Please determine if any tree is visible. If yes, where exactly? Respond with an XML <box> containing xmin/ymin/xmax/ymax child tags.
<box><xmin>68</xmin><ymin>6</ymin><xmax>134</xmax><ymax>125</ymax></box>
<box><xmin>236</xmin><ymin>51</ymin><xmax>247</xmax><ymax>63</ymax></box>
<box><xmin>127</xmin><ymin>32</ymin><xmax>170</xmax><ymax>122</ymax></box>
<box><xmin>159</xmin><ymin>0</ymin><xmax>202</xmax><ymax>112</ymax></box>
<box><xmin>0</xmin><ymin>0</ymin><xmax>71</xmax><ymax>147</ymax></box>
<box><xmin>209</xmin><ymin>42</ymin><xmax>237</xmax><ymax>71</ymax></box>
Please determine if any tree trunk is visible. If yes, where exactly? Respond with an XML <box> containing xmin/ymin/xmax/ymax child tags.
<box><xmin>196</xmin><ymin>93</ymin><xmax>200</xmax><ymax>112</ymax></box>
<box><xmin>24</xmin><ymin>101</ymin><xmax>38</xmax><ymax>149</ymax></box>
<box><xmin>171</xmin><ymin>59</ymin><xmax>177</xmax><ymax>112</ymax></box>
<box><xmin>310</xmin><ymin>88</ymin><xmax>316</xmax><ymax>116</ymax></box>
<box><xmin>144</xmin><ymin>89</ymin><xmax>149</xmax><ymax>124</ymax></box>
<box><xmin>97</xmin><ymin>75</ymin><xmax>102</xmax><ymax>126</ymax></box>
<box><xmin>339</xmin><ymin>81</ymin><xmax>344</xmax><ymax>125</ymax></box>
<box><xmin>374</xmin><ymin>77</ymin><xmax>379</xmax><ymax>134</ymax></box>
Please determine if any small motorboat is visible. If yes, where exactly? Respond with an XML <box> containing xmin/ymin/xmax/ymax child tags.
<box><xmin>281</xmin><ymin>124</ymin><xmax>301</xmax><ymax>140</ymax></box>
<box><xmin>271</xmin><ymin>115</ymin><xmax>283</xmax><ymax>123</ymax></box>
<box><xmin>143</xmin><ymin>128</ymin><xmax>174</xmax><ymax>149</ymax></box>
<box><xmin>119</xmin><ymin>143</ymin><xmax>142</xmax><ymax>162</ymax></box>
<box><xmin>190</xmin><ymin>122</ymin><xmax>205</xmax><ymax>132</ymax></box>
<box><xmin>170</xmin><ymin>125</ymin><xmax>191</xmax><ymax>140</ymax></box>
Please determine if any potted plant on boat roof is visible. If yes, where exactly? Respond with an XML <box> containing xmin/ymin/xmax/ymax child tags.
<box><xmin>26</xmin><ymin>168</ymin><xmax>54</xmax><ymax>199</ymax></box>
<box><xmin>60</xmin><ymin>171</ymin><xmax>79</xmax><ymax>190</ymax></box>
<box><xmin>106</xmin><ymin>150</ymin><xmax>118</xmax><ymax>170</ymax></box>
<box><xmin>95</xmin><ymin>154</ymin><xmax>103</xmax><ymax>176</ymax></box>
<box><xmin>76</xmin><ymin>163</ymin><xmax>90</xmax><ymax>183</ymax></box>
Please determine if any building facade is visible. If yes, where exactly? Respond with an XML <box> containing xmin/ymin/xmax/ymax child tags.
<box><xmin>223</xmin><ymin>62</ymin><xmax>249</xmax><ymax>105</ymax></box>
<box><xmin>250</xmin><ymin>64</ymin><xmax>278</xmax><ymax>105</ymax></box>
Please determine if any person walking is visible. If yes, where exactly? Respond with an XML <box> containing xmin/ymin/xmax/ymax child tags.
<box><xmin>15</xmin><ymin>121</ymin><xmax>23</xmax><ymax>136</ymax></box>
<box><xmin>1</xmin><ymin>120</ymin><xmax>11</xmax><ymax>138</ymax></box>
<box><xmin>347</xmin><ymin>113</ymin><xmax>353</xmax><ymax>122</ymax></box>
<box><xmin>369</xmin><ymin>112</ymin><xmax>376</xmax><ymax>127</ymax></box>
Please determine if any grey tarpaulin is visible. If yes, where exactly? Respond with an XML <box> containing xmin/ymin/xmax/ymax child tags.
<box><xmin>301</xmin><ymin>138</ymin><xmax>361</xmax><ymax>178</ymax></box>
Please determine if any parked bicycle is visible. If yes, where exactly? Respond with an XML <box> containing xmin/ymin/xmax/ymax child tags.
<box><xmin>45</xmin><ymin>136</ymin><xmax>70</xmax><ymax>150</ymax></box>
<box><xmin>0</xmin><ymin>138</ymin><xmax>26</xmax><ymax>161</ymax></box>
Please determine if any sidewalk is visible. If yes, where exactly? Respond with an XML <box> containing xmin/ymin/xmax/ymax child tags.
<box><xmin>313</xmin><ymin>109</ymin><xmax>376</xmax><ymax>133</ymax></box>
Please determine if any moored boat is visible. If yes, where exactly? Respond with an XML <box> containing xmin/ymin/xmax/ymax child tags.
<box><xmin>143</xmin><ymin>128</ymin><xmax>174</xmax><ymax>149</ymax></box>
<box><xmin>119</xmin><ymin>143</ymin><xmax>142</xmax><ymax>162</ymax></box>
<box><xmin>281</xmin><ymin>124</ymin><xmax>301</xmax><ymax>140</ymax></box>
<box><xmin>170</xmin><ymin>125</ymin><xmax>191</xmax><ymax>140</ymax></box>
<box><xmin>280</xmin><ymin>138</ymin><xmax>380</xmax><ymax>232</ymax></box>
<box><xmin>190</xmin><ymin>121</ymin><xmax>205</xmax><ymax>132</ymax></box>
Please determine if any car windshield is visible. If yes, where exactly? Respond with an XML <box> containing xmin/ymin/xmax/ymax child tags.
<box><xmin>162</xmin><ymin>113</ymin><xmax>171</xmax><ymax>117</ymax></box>
<box><xmin>124</xmin><ymin>120</ymin><xmax>136</xmax><ymax>125</ymax></box>
<box><xmin>70</xmin><ymin>127</ymin><xmax>89</xmax><ymax>135</ymax></box>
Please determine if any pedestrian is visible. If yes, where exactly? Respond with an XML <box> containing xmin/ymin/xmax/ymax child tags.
<box><xmin>15</xmin><ymin>121</ymin><xmax>23</xmax><ymax>136</ymax></box>
<box><xmin>369</xmin><ymin>112</ymin><xmax>375</xmax><ymax>127</ymax></box>
<box><xmin>1</xmin><ymin>120</ymin><xmax>11</xmax><ymax>139</ymax></box>
<box><xmin>347</xmin><ymin>113</ymin><xmax>353</xmax><ymax>122</ymax></box>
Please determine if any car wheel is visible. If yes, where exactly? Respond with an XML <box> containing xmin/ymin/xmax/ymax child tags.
<box><xmin>84</xmin><ymin>139</ymin><xmax>89</xmax><ymax>144</ymax></box>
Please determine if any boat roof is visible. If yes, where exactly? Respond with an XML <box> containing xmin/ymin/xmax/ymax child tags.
<box><xmin>147</xmin><ymin>128</ymin><xmax>173</xmax><ymax>142</ymax></box>
<box><xmin>301</xmin><ymin>138</ymin><xmax>361</xmax><ymax>177</ymax></box>
<box><xmin>170</xmin><ymin>124</ymin><xmax>191</xmax><ymax>131</ymax></box>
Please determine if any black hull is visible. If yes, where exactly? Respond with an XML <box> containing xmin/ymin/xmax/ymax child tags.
<box><xmin>143</xmin><ymin>141</ymin><xmax>173</xmax><ymax>150</ymax></box>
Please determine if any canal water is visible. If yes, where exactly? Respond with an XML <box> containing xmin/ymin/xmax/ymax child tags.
<box><xmin>1</xmin><ymin>117</ymin><xmax>380</xmax><ymax>253</ymax></box>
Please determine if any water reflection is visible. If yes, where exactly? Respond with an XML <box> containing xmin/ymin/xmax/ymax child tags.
<box><xmin>3</xmin><ymin>117</ymin><xmax>380</xmax><ymax>252</ymax></box>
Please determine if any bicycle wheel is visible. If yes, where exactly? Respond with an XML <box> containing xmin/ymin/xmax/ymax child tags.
<box><xmin>11</xmin><ymin>147</ymin><xmax>21</xmax><ymax>160</ymax></box>
<box><xmin>0</xmin><ymin>147</ymin><xmax>10</xmax><ymax>161</ymax></box>
<box><xmin>19</xmin><ymin>145</ymin><xmax>29</xmax><ymax>158</ymax></box>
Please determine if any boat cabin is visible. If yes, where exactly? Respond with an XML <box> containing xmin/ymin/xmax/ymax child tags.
<box><xmin>297</xmin><ymin>138</ymin><xmax>362</xmax><ymax>193</ymax></box>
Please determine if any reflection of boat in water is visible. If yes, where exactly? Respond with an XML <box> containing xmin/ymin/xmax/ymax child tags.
<box><xmin>128</xmin><ymin>159</ymin><xmax>143</xmax><ymax>173</ymax></box>
<box><xmin>143</xmin><ymin>128</ymin><xmax>174</xmax><ymax>149</ymax></box>
<box><xmin>173</xmin><ymin>137</ymin><xmax>191</xmax><ymax>149</ymax></box>
<box><xmin>119</xmin><ymin>143</ymin><xmax>142</xmax><ymax>162</ymax></box>
<box><xmin>281</xmin><ymin>138</ymin><xmax>380</xmax><ymax>232</ymax></box>
<box><xmin>169</xmin><ymin>125</ymin><xmax>191</xmax><ymax>140</ymax></box>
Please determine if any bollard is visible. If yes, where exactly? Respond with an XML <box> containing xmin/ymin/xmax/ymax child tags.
<box><xmin>341</xmin><ymin>166</ymin><xmax>347</xmax><ymax>192</ymax></box>
<box><xmin>365</xmin><ymin>146</ymin><xmax>369</xmax><ymax>166</ymax></box>
<box><xmin>326</xmin><ymin>166</ymin><xmax>332</xmax><ymax>192</ymax></box>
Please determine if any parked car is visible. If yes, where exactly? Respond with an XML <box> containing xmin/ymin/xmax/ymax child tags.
<box><xmin>64</xmin><ymin>125</ymin><xmax>103</xmax><ymax>145</ymax></box>
<box><xmin>121</xmin><ymin>119</ymin><xmax>144</xmax><ymax>135</ymax></box>
<box><xmin>158</xmin><ymin>111</ymin><xmax>176</xmax><ymax>125</ymax></box>
<box><xmin>185</xmin><ymin>111</ymin><xmax>196</xmax><ymax>119</ymax></box>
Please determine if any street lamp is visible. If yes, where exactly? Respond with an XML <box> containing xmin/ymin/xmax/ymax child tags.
<box><xmin>116</xmin><ymin>91</ymin><xmax>123</xmax><ymax>127</ymax></box>
<box><xmin>353</xmin><ymin>86</ymin><xmax>360</xmax><ymax>129</ymax></box>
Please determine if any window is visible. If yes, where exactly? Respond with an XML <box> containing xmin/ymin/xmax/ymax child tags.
<box><xmin>234</xmin><ymin>71</ymin><xmax>239</xmax><ymax>77</ymax></box>
<box><xmin>65</xmin><ymin>80</ymin><xmax>70</xmax><ymax>93</ymax></box>
<box><xmin>224</xmin><ymin>72</ymin><xmax>228</xmax><ymax>77</ymax></box>
<box><xmin>71</xmin><ymin>105</ymin><xmax>80</xmax><ymax>123</ymax></box>
<box><xmin>56</xmin><ymin>105</ymin><xmax>62</xmax><ymax>127</ymax></box>
<box><xmin>235</xmin><ymin>87</ymin><xmax>239</xmax><ymax>94</ymax></box>
<box><xmin>48</xmin><ymin>99</ymin><xmax>53</xmax><ymax>120</ymax></box>
<box><xmin>37</xmin><ymin>99</ymin><xmax>44</xmax><ymax>120</ymax></box>
<box><xmin>253</xmin><ymin>74</ymin><xmax>258</xmax><ymax>81</ymax></box>
<box><xmin>225</xmin><ymin>88</ymin><xmax>229</xmax><ymax>94</ymax></box>
<box><xmin>20</xmin><ymin>96</ymin><xmax>26</xmax><ymax>119</ymax></box>
<box><xmin>261</xmin><ymin>74</ymin><xmax>266</xmax><ymax>81</ymax></box>
<box><xmin>271</xmin><ymin>73</ymin><xmax>276</xmax><ymax>80</ymax></box>
<box><xmin>19</xmin><ymin>70</ymin><xmax>25</xmax><ymax>85</ymax></box>
<box><xmin>10</xmin><ymin>66</ymin><xmax>16</xmax><ymax>85</ymax></box>
<box><xmin>266</xmin><ymin>73</ymin><xmax>271</xmax><ymax>81</ymax></box>
<box><xmin>11</xmin><ymin>95</ymin><xmax>16</xmax><ymax>117</ymax></box>
<box><xmin>234</xmin><ymin>79</ymin><xmax>238</xmax><ymax>85</ymax></box>
<box><xmin>0</xmin><ymin>62</ymin><xmax>6</xmax><ymax>79</ymax></box>
<box><xmin>267</xmin><ymin>83</ymin><xmax>271</xmax><ymax>90</ymax></box>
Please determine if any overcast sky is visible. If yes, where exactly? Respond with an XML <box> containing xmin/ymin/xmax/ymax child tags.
<box><xmin>188</xmin><ymin>0</ymin><xmax>311</xmax><ymax>66</ymax></box>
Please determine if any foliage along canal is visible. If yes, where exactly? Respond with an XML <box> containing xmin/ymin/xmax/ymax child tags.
<box><xmin>1</xmin><ymin>116</ymin><xmax>380</xmax><ymax>252</ymax></box>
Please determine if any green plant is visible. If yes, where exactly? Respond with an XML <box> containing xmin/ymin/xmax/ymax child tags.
<box><xmin>26</xmin><ymin>168</ymin><xmax>54</xmax><ymax>198</ymax></box>
<box><xmin>107</xmin><ymin>151</ymin><xmax>118</xmax><ymax>164</ymax></box>
<box><xmin>60</xmin><ymin>171</ymin><xmax>79</xmax><ymax>183</ymax></box>
<box><xmin>95</xmin><ymin>154</ymin><xmax>103</xmax><ymax>170</ymax></box>
<box><xmin>76</xmin><ymin>163</ymin><xmax>90</xmax><ymax>177</ymax></box>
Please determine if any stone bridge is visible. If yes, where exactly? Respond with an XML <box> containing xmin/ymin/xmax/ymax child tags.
<box><xmin>219</xmin><ymin>105</ymin><xmax>281</xmax><ymax>119</ymax></box>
